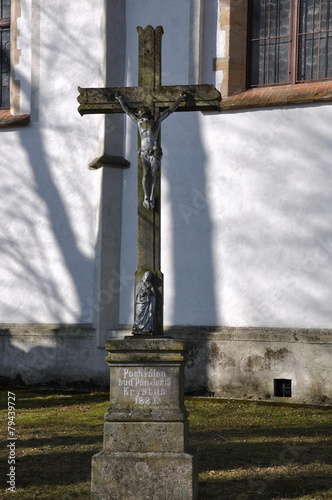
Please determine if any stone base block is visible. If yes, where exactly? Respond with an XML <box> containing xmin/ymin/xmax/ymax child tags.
<box><xmin>91</xmin><ymin>451</ymin><xmax>198</xmax><ymax>500</ymax></box>
<box><xmin>103</xmin><ymin>421</ymin><xmax>188</xmax><ymax>452</ymax></box>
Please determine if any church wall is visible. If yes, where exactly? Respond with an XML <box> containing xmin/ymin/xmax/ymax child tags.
<box><xmin>0</xmin><ymin>324</ymin><xmax>108</xmax><ymax>388</ymax></box>
<box><xmin>2</xmin><ymin>324</ymin><xmax>330</xmax><ymax>407</ymax></box>
<box><xmin>0</xmin><ymin>0</ymin><xmax>104</xmax><ymax>325</ymax></box>
<box><xmin>0</xmin><ymin>1</ymin><xmax>111</xmax><ymax>388</ymax></box>
<box><xmin>160</xmin><ymin>104</ymin><xmax>332</xmax><ymax>330</ymax></box>
<box><xmin>171</xmin><ymin>327</ymin><xmax>332</xmax><ymax>406</ymax></box>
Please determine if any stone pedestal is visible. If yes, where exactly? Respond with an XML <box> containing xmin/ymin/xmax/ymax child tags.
<box><xmin>91</xmin><ymin>338</ymin><xmax>198</xmax><ymax>500</ymax></box>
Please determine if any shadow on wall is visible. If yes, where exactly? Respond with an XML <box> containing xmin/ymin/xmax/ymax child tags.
<box><xmin>162</xmin><ymin>110</ymin><xmax>218</xmax><ymax>327</ymax></box>
<box><xmin>18</xmin><ymin>126</ymin><xmax>94</xmax><ymax>320</ymax></box>
<box><xmin>163</xmin><ymin>0</ymin><xmax>219</xmax><ymax>326</ymax></box>
<box><xmin>0</xmin><ymin>3</ymin><xmax>108</xmax><ymax>386</ymax></box>
<box><xmin>0</xmin><ymin>1</ymin><xmax>102</xmax><ymax>325</ymax></box>
<box><xmin>0</xmin><ymin>326</ymin><xmax>108</xmax><ymax>389</ymax></box>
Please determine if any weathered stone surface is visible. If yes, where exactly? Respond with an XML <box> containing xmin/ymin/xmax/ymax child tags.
<box><xmin>88</xmin><ymin>154</ymin><xmax>130</xmax><ymax>170</ymax></box>
<box><xmin>1</xmin><ymin>325</ymin><xmax>332</xmax><ymax>405</ymax></box>
<box><xmin>91</xmin><ymin>451</ymin><xmax>198</xmax><ymax>500</ymax></box>
<box><xmin>105</xmin><ymin>338</ymin><xmax>188</xmax><ymax>421</ymax></box>
<box><xmin>170</xmin><ymin>326</ymin><xmax>332</xmax><ymax>405</ymax></box>
<box><xmin>105</xmin><ymin>337</ymin><xmax>187</xmax><ymax>360</ymax></box>
<box><xmin>103</xmin><ymin>421</ymin><xmax>189</xmax><ymax>452</ymax></box>
<box><xmin>91</xmin><ymin>336</ymin><xmax>198</xmax><ymax>498</ymax></box>
<box><xmin>77</xmin><ymin>84</ymin><xmax>221</xmax><ymax>115</ymax></box>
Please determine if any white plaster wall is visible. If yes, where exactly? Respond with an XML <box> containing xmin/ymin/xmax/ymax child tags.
<box><xmin>203</xmin><ymin>105</ymin><xmax>332</xmax><ymax>328</ymax></box>
<box><xmin>119</xmin><ymin>0</ymin><xmax>332</xmax><ymax>330</ymax></box>
<box><xmin>160</xmin><ymin>104</ymin><xmax>332</xmax><ymax>329</ymax></box>
<box><xmin>0</xmin><ymin>0</ymin><xmax>103</xmax><ymax>323</ymax></box>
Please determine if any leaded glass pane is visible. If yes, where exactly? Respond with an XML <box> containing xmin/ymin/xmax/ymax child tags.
<box><xmin>250</xmin><ymin>0</ymin><xmax>268</xmax><ymax>39</ymax></box>
<box><xmin>248</xmin><ymin>0</ymin><xmax>290</xmax><ymax>86</ymax></box>
<box><xmin>1</xmin><ymin>0</ymin><xmax>10</xmax><ymax>19</ymax></box>
<box><xmin>0</xmin><ymin>26</ymin><xmax>9</xmax><ymax>107</ymax></box>
<box><xmin>297</xmin><ymin>0</ymin><xmax>332</xmax><ymax>81</ymax></box>
<box><xmin>320</xmin><ymin>0</ymin><xmax>331</xmax><ymax>31</ymax></box>
<box><xmin>279</xmin><ymin>0</ymin><xmax>291</xmax><ymax>36</ymax></box>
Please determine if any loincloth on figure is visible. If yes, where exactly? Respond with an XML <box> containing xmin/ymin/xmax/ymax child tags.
<box><xmin>139</xmin><ymin>146</ymin><xmax>163</xmax><ymax>162</ymax></box>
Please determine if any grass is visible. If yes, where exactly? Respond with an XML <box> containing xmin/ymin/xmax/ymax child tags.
<box><xmin>186</xmin><ymin>398</ymin><xmax>332</xmax><ymax>499</ymax></box>
<box><xmin>0</xmin><ymin>389</ymin><xmax>331</xmax><ymax>499</ymax></box>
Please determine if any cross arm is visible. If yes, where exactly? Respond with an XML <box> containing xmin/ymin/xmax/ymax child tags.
<box><xmin>154</xmin><ymin>85</ymin><xmax>221</xmax><ymax>112</ymax></box>
<box><xmin>77</xmin><ymin>86</ymin><xmax>138</xmax><ymax>115</ymax></box>
<box><xmin>77</xmin><ymin>84</ymin><xmax>221</xmax><ymax>116</ymax></box>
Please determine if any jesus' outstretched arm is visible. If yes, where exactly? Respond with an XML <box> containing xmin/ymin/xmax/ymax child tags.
<box><xmin>156</xmin><ymin>91</ymin><xmax>187</xmax><ymax>126</ymax></box>
<box><xmin>114</xmin><ymin>91</ymin><xmax>138</xmax><ymax>122</ymax></box>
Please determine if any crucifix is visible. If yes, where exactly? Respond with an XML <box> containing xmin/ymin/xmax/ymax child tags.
<box><xmin>78</xmin><ymin>25</ymin><xmax>221</xmax><ymax>336</ymax></box>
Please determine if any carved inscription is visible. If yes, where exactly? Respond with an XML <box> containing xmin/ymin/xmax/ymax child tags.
<box><xmin>118</xmin><ymin>367</ymin><xmax>171</xmax><ymax>405</ymax></box>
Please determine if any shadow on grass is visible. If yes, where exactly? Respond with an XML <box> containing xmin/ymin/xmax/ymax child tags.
<box><xmin>11</xmin><ymin>390</ymin><xmax>109</xmax><ymax>410</ymax></box>
<box><xmin>195</xmin><ymin>434</ymin><xmax>332</xmax><ymax>499</ymax></box>
<box><xmin>195</xmin><ymin>438</ymin><xmax>332</xmax><ymax>471</ymax></box>
<box><xmin>1</xmin><ymin>450</ymin><xmax>97</xmax><ymax>487</ymax></box>
<box><xmin>199</xmin><ymin>468</ymin><xmax>332</xmax><ymax>500</ymax></box>
<box><xmin>0</xmin><ymin>433</ymin><xmax>103</xmax><ymax>452</ymax></box>
<box><xmin>1</xmin><ymin>433</ymin><xmax>104</xmax><ymax>489</ymax></box>
<box><xmin>191</xmin><ymin>422</ymin><xmax>332</xmax><ymax>440</ymax></box>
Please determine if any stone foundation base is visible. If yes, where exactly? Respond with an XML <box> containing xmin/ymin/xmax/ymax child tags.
<box><xmin>103</xmin><ymin>421</ymin><xmax>189</xmax><ymax>452</ymax></box>
<box><xmin>91</xmin><ymin>451</ymin><xmax>198</xmax><ymax>500</ymax></box>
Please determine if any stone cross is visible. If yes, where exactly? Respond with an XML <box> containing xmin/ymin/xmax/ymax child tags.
<box><xmin>78</xmin><ymin>26</ymin><xmax>221</xmax><ymax>336</ymax></box>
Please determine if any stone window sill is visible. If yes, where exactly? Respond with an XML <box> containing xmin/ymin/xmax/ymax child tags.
<box><xmin>0</xmin><ymin>110</ymin><xmax>30</xmax><ymax>128</ymax></box>
<box><xmin>220</xmin><ymin>81</ymin><xmax>332</xmax><ymax>111</ymax></box>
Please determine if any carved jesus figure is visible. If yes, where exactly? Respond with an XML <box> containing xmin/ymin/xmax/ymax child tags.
<box><xmin>115</xmin><ymin>90</ymin><xmax>187</xmax><ymax>210</ymax></box>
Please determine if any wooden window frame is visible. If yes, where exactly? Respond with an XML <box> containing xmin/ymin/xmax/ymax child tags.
<box><xmin>289</xmin><ymin>0</ymin><xmax>299</xmax><ymax>85</ymax></box>
<box><xmin>0</xmin><ymin>17</ymin><xmax>10</xmax><ymax>27</ymax></box>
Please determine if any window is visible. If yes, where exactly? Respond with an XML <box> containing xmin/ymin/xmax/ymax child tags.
<box><xmin>0</xmin><ymin>0</ymin><xmax>10</xmax><ymax>108</ymax></box>
<box><xmin>0</xmin><ymin>0</ymin><xmax>29</xmax><ymax>127</ymax></box>
<box><xmin>248</xmin><ymin>0</ymin><xmax>332</xmax><ymax>87</ymax></box>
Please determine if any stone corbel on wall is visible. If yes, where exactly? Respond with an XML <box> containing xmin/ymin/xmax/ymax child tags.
<box><xmin>88</xmin><ymin>154</ymin><xmax>130</xmax><ymax>170</ymax></box>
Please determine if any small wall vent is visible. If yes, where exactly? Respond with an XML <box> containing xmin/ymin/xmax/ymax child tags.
<box><xmin>274</xmin><ymin>379</ymin><xmax>292</xmax><ymax>397</ymax></box>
